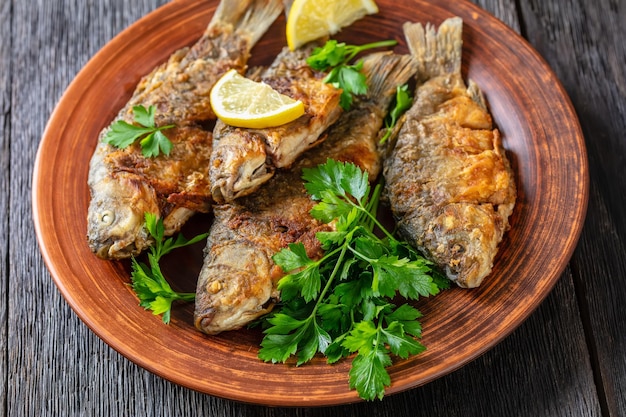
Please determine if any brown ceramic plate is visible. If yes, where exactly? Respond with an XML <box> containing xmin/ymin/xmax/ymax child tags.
<box><xmin>32</xmin><ymin>0</ymin><xmax>588</xmax><ymax>407</ymax></box>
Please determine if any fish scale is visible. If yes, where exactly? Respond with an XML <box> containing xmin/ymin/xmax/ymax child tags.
<box><xmin>382</xmin><ymin>18</ymin><xmax>517</xmax><ymax>288</ymax></box>
<box><xmin>208</xmin><ymin>43</ymin><xmax>344</xmax><ymax>204</ymax></box>
<box><xmin>86</xmin><ymin>0</ymin><xmax>284</xmax><ymax>260</ymax></box>
<box><xmin>195</xmin><ymin>51</ymin><xmax>418</xmax><ymax>335</ymax></box>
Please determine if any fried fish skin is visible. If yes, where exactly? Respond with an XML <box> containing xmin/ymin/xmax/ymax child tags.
<box><xmin>87</xmin><ymin>0</ymin><xmax>284</xmax><ymax>260</ymax></box>
<box><xmin>88</xmin><ymin>126</ymin><xmax>213</xmax><ymax>259</ymax></box>
<box><xmin>382</xmin><ymin>18</ymin><xmax>517</xmax><ymax>288</ymax></box>
<box><xmin>195</xmin><ymin>52</ymin><xmax>417</xmax><ymax>335</ymax></box>
<box><xmin>126</xmin><ymin>0</ymin><xmax>283</xmax><ymax>126</ymax></box>
<box><xmin>209</xmin><ymin>44</ymin><xmax>343</xmax><ymax>204</ymax></box>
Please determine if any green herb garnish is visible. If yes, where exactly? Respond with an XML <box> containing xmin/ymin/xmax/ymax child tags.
<box><xmin>258</xmin><ymin>159</ymin><xmax>448</xmax><ymax>400</ymax></box>
<box><xmin>379</xmin><ymin>84</ymin><xmax>413</xmax><ymax>144</ymax></box>
<box><xmin>307</xmin><ymin>40</ymin><xmax>398</xmax><ymax>110</ymax></box>
<box><xmin>129</xmin><ymin>213</ymin><xmax>208</xmax><ymax>324</ymax></box>
<box><xmin>104</xmin><ymin>105</ymin><xmax>174</xmax><ymax>158</ymax></box>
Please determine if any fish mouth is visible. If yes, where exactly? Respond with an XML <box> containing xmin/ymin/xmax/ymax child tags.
<box><xmin>232</xmin><ymin>160</ymin><xmax>274</xmax><ymax>197</ymax></box>
<box><xmin>212</xmin><ymin>158</ymin><xmax>274</xmax><ymax>203</ymax></box>
<box><xmin>194</xmin><ymin>307</ymin><xmax>217</xmax><ymax>334</ymax></box>
<box><xmin>194</xmin><ymin>303</ymin><xmax>275</xmax><ymax>335</ymax></box>
<box><xmin>89</xmin><ymin>237</ymin><xmax>140</xmax><ymax>260</ymax></box>
<box><xmin>94</xmin><ymin>242</ymin><xmax>113</xmax><ymax>259</ymax></box>
<box><xmin>193</xmin><ymin>240</ymin><xmax>278</xmax><ymax>334</ymax></box>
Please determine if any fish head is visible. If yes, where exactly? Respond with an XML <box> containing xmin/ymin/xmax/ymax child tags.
<box><xmin>87</xmin><ymin>173</ymin><xmax>159</xmax><ymax>259</ymax></box>
<box><xmin>210</xmin><ymin>125</ymin><xmax>274</xmax><ymax>203</ymax></box>
<box><xmin>194</xmin><ymin>241</ymin><xmax>278</xmax><ymax>334</ymax></box>
<box><xmin>418</xmin><ymin>203</ymin><xmax>503</xmax><ymax>289</ymax></box>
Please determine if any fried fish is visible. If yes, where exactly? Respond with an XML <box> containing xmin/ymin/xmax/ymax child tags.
<box><xmin>382</xmin><ymin>18</ymin><xmax>516</xmax><ymax>288</ymax></box>
<box><xmin>194</xmin><ymin>52</ymin><xmax>417</xmax><ymax>334</ymax></box>
<box><xmin>87</xmin><ymin>0</ymin><xmax>284</xmax><ymax>259</ymax></box>
<box><xmin>209</xmin><ymin>44</ymin><xmax>343</xmax><ymax>204</ymax></box>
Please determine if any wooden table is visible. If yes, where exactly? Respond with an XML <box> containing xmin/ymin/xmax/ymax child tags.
<box><xmin>3</xmin><ymin>0</ymin><xmax>624</xmax><ymax>415</ymax></box>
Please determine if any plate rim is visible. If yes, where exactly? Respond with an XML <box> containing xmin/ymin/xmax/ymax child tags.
<box><xmin>32</xmin><ymin>0</ymin><xmax>589</xmax><ymax>406</ymax></box>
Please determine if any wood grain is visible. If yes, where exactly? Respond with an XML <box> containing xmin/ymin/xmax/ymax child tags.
<box><xmin>3</xmin><ymin>0</ymin><xmax>621</xmax><ymax>415</ymax></box>
<box><xmin>31</xmin><ymin>0</ymin><xmax>588</xmax><ymax>406</ymax></box>
<box><xmin>0</xmin><ymin>0</ymin><xmax>10</xmax><ymax>416</ymax></box>
<box><xmin>517</xmin><ymin>1</ymin><xmax>626</xmax><ymax>416</ymax></box>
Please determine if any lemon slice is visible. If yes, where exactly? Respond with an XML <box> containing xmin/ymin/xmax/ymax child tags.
<box><xmin>210</xmin><ymin>70</ymin><xmax>305</xmax><ymax>129</ymax></box>
<box><xmin>286</xmin><ymin>0</ymin><xmax>379</xmax><ymax>50</ymax></box>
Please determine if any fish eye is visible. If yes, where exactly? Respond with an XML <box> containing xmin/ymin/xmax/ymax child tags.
<box><xmin>99</xmin><ymin>210</ymin><xmax>115</xmax><ymax>226</ymax></box>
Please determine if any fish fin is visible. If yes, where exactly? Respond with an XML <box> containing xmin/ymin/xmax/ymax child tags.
<box><xmin>467</xmin><ymin>79</ymin><xmax>488</xmax><ymax>110</ymax></box>
<box><xmin>245</xmin><ymin>66</ymin><xmax>265</xmax><ymax>81</ymax></box>
<box><xmin>208</xmin><ymin>0</ymin><xmax>251</xmax><ymax>30</ymax></box>
<box><xmin>359</xmin><ymin>52</ymin><xmax>417</xmax><ymax>153</ymax></box>
<box><xmin>403</xmin><ymin>17</ymin><xmax>463</xmax><ymax>81</ymax></box>
<box><xmin>210</xmin><ymin>0</ymin><xmax>284</xmax><ymax>46</ymax></box>
<box><xmin>283</xmin><ymin>0</ymin><xmax>294</xmax><ymax>16</ymax></box>
<box><xmin>361</xmin><ymin>52</ymin><xmax>418</xmax><ymax>103</ymax></box>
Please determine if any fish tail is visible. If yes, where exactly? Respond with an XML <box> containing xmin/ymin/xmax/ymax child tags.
<box><xmin>403</xmin><ymin>17</ymin><xmax>463</xmax><ymax>81</ymax></box>
<box><xmin>467</xmin><ymin>79</ymin><xmax>488</xmax><ymax>110</ymax></box>
<box><xmin>209</xmin><ymin>0</ymin><xmax>284</xmax><ymax>46</ymax></box>
<box><xmin>359</xmin><ymin>53</ymin><xmax>416</xmax><ymax>153</ymax></box>
<box><xmin>361</xmin><ymin>52</ymin><xmax>417</xmax><ymax>104</ymax></box>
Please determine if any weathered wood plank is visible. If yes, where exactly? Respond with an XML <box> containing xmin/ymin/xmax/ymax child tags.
<box><xmin>474</xmin><ymin>0</ymin><xmax>520</xmax><ymax>32</ymax></box>
<box><xmin>0</xmin><ymin>0</ymin><xmax>11</xmax><ymax>415</ymax></box>
<box><xmin>7</xmin><ymin>0</ymin><xmax>611</xmax><ymax>416</ymax></box>
<box><xmin>519</xmin><ymin>1</ymin><xmax>626</xmax><ymax>416</ymax></box>
<box><xmin>8</xmin><ymin>1</ymin><xmax>172</xmax><ymax>416</ymax></box>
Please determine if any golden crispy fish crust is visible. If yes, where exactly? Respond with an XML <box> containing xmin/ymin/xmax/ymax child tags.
<box><xmin>195</xmin><ymin>52</ymin><xmax>417</xmax><ymax>335</ymax></box>
<box><xmin>382</xmin><ymin>18</ymin><xmax>516</xmax><ymax>288</ymax></box>
<box><xmin>209</xmin><ymin>44</ymin><xmax>343</xmax><ymax>204</ymax></box>
<box><xmin>87</xmin><ymin>0</ymin><xmax>284</xmax><ymax>259</ymax></box>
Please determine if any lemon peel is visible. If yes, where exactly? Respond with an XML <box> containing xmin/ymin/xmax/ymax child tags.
<box><xmin>210</xmin><ymin>70</ymin><xmax>305</xmax><ymax>129</ymax></box>
<box><xmin>286</xmin><ymin>0</ymin><xmax>379</xmax><ymax>50</ymax></box>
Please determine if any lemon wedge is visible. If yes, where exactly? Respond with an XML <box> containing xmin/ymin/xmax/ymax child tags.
<box><xmin>286</xmin><ymin>0</ymin><xmax>379</xmax><ymax>50</ymax></box>
<box><xmin>210</xmin><ymin>70</ymin><xmax>305</xmax><ymax>129</ymax></box>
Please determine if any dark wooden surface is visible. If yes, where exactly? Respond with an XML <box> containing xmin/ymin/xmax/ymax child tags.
<box><xmin>4</xmin><ymin>0</ymin><xmax>624</xmax><ymax>415</ymax></box>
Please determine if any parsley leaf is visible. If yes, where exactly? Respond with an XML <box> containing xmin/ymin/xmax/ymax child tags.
<box><xmin>133</xmin><ymin>104</ymin><xmax>155</xmax><ymax>127</ymax></box>
<box><xmin>307</xmin><ymin>40</ymin><xmax>398</xmax><ymax>72</ymax></box>
<box><xmin>258</xmin><ymin>160</ymin><xmax>449</xmax><ymax>400</ymax></box>
<box><xmin>307</xmin><ymin>40</ymin><xmax>397</xmax><ymax>110</ymax></box>
<box><xmin>370</xmin><ymin>255</ymin><xmax>440</xmax><ymax>299</ymax></box>
<box><xmin>103</xmin><ymin>105</ymin><xmax>175</xmax><ymax>158</ymax></box>
<box><xmin>129</xmin><ymin>213</ymin><xmax>208</xmax><ymax>323</ymax></box>
<box><xmin>140</xmin><ymin>130</ymin><xmax>173</xmax><ymax>158</ymax></box>
<box><xmin>273</xmin><ymin>242</ymin><xmax>314</xmax><ymax>272</ymax></box>
<box><xmin>380</xmin><ymin>84</ymin><xmax>413</xmax><ymax>144</ymax></box>
<box><xmin>258</xmin><ymin>314</ymin><xmax>332</xmax><ymax>366</ymax></box>
<box><xmin>349</xmin><ymin>346</ymin><xmax>392</xmax><ymax>401</ymax></box>
<box><xmin>277</xmin><ymin>261</ymin><xmax>322</xmax><ymax>303</ymax></box>
<box><xmin>324</xmin><ymin>62</ymin><xmax>367</xmax><ymax>110</ymax></box>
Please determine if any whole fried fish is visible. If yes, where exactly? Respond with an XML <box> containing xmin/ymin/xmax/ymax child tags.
<box><xmin>87</xmin><ymin>0</ymin><xmax>284</xmax><ymax>259</ymax></box>
<box><xmin>209</xmin><ymin>44</ymin><xmax>343</xmax><ymax>203</ymax></box>
<box><xmin>382</xmin><ymin>18</ymin><xmax>516</xmax><ymax>288</ymax></box>
<box><xmin>194</xmin><ymin>52</ymin><xmax>417</xmax><ymax>334</ymax></box>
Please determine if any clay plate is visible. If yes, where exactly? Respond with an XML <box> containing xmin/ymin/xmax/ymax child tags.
<box><xmin>32</xmin><ymin>0</ymin><xmax>588</xmax><ymax>406</ymax></box>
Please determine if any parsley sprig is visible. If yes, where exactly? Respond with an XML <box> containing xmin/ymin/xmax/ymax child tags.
<box><xmin>380</xmin><ymin>84</ymin><xmax>413</xmax><ymax>145</ymax></box>
<box><xmin>258</xmin><ymin>159</ymin><xmax>448</xmax><ymax>401</ymax></box>
<box><xmin>104</xmin><ymin>105</ymin><xmax>175</xmax><ymax>158</ymax></box>
<box><xmin>307</xmin><ymin>40</ymin><xmax>398</xmax><ymax>110</ymax></box>
<box><xmin>129</xmin><ymin>213</ymin><xmax>208</xmax><ymax>324</ymax></box>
